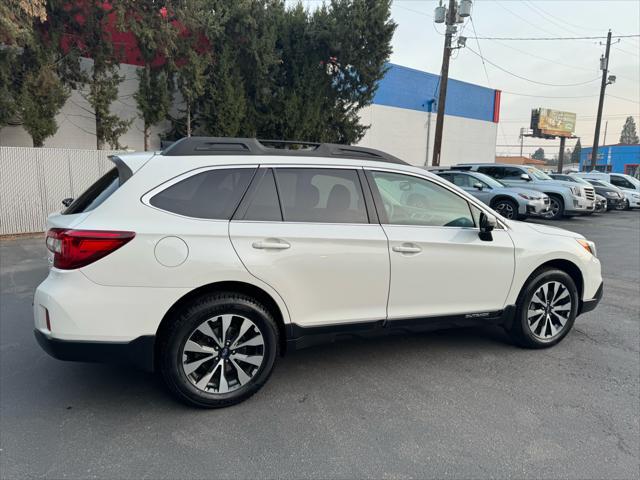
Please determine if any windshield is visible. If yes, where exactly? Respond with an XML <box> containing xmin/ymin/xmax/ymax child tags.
<box><xmin>569</xmin><ymin>176</ymin><xmax>591</xmax><ymax>186</ymax></box>
<box><xmin>470</xmin><ymin>171</ymin><xmax>505</xmax><ymax>189</ymax></box>
<box><xmin>526</xmin><ymin>167</ymin><xmax>553</xmax><ymax>181</ymax></box>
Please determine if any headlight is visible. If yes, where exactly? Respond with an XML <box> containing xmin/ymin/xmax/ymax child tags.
<box><xmin>518</xmin><ymin>193</ymin><xmax>538</xmax><ymax>200</ymax></box>
<box><xmin>571</xmin><ymin>186</ymin><xmax>580</xmax><ymax>196</ymax></box>
<box><xmin>577</xmin><ymin>239</ymin><xmax>597</xmax><ymax>257</ymax></box>
<box><xmin>605</xmin><ymin>191</ymin><xmax>617</xmax><ymax>197</ymax></box>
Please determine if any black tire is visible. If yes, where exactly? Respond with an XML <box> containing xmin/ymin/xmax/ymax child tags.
<box><xmin>158</xmin><ymin>292</ymin><xmax>279</xmax><ymax>408</ymax></box>
<box><xmin>508</xmin><ymin>268</ymin><xmax>578</xmax><ymax>349</ymax></box>
<box><xmin>492</xmin><ymin>198</ymin><xmax>518</xmax><ymax>219</ymax></box>
<box><xmin>547</xmin><ymin>195</ymin><xmax>565</xmax><ymax>220</ymax></box>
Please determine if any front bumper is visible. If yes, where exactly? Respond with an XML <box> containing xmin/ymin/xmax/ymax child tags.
<box><xmin>605</xmin><ymin>196</ymin><xmax>625</xmax><ymax>209</ymax></box>
<box><xmin>579</xmin><ymin>282</ymin><xmax>603</xmax><ymax>315</ymax></box>
<box><xmin>34</xmin><ymin>330</ymin><xmax>155</xmax><ymax>371</ymax></box>
<box><xmin>566</xmin><ymin>195</ymin><xmax>595</xmax><ymax>215</ymax></box>
<box><xmin>527</xmin><ymin>197</ymin><xmax>550</xmax><ymax>215</ymax></box>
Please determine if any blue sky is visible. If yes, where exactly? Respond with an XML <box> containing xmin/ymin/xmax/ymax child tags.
<box><xmin>291</xmin><ymin>0</ymin><xmax>640</xmax><ymax>157</ymax></box>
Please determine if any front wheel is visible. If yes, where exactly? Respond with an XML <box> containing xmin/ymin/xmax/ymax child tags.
<box><xmin>158</xmin><ymin>293</ymin><xmax>279</xmax><ymax>408</ymax></box>
<box><xmin>546</xmin><ymin>195</ymin><xmax>565</xmax><ymax>220</ymax></box>
<box><xmin>508</xmin><ymin>268</ymin><xmax>578</xmax><ymax>349</ymax></box>
<box><xmin>492</xmin><ymin>199</ymin><xmax>518</xmax><ymax>219</ymax></box>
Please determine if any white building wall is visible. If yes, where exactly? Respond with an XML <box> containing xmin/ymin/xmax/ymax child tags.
<box><xmin>357</xmin><ymin>104</ymin><xmax>498</xmax><ymax>167</ymax></box>
<box><xmin>0</xmin><ymin>62</ymin><xmax>168</xmax><ymax>152</ymax></box>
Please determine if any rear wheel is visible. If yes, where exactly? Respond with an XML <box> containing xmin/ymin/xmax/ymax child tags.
<box><xmin>546</xmin><ymin>195</ymin><xmax>565</xmax><ymax>220</ymax></box>
<box><xmin>158</xmin><ymin>292</ymin><xmax>279</xmax><ymax>408</ymax></box>
<box><xmin>508</xmin><ymin>268</ymin><xmax>578</xmax><ymax>349</ymax></box>
<box><xmin>492</xmin><ymin>198</ymin><xmax>518</xmax><ymax>219</ymax></box>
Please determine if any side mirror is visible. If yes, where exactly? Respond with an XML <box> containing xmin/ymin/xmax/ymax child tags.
<box><xmin>62</xmin><ymin>198</ymin><xmax>74</xmax><ymax>207</ymax></box>
<box><xmin>473</xmin><ymin>182</ymin><xmax>483</xmax><ymax>190</ymax></box>
<box><xmin>520</xmin><ymin>173</ymin><xmax>531</xmax><ymax>181</ymax></box>
<box><xmin>479</xmin><ymin>212</ymin><xmax>496</xmax><ymax>241</ymax></box>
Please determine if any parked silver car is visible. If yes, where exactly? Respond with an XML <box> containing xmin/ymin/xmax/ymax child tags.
<box><xmin>435</xmin><ymin>170</ymin><xmax>550</xmax><ymax>220</ymax></box>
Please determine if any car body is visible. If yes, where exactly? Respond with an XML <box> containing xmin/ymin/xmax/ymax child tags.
<box><xmin>572</xmin><ymin>172</ymin><xmax>640</xmax><ymax>209</ymax></box>
<box><xmin>455</xmin><ymin>164</ymin><xmax>596</xmax><ymax>220</ymax></box>
<box><xmin>433</xmin><ymin>169</ymin><xmax>550</xmax><ymax>219</ymax></box>
<box><xmin>550</xmin><ymin>174</ymin><xmax>625</xmax><ymax>211</ymax></box>
<box><xmin>34</xmin><ymin>138</ymin><xmax>603</xmax><ymax>407</ymax></box>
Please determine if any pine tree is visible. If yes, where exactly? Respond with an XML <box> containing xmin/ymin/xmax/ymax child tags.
<box><xmin>619</xmin><ymin>116</ymin><xmax>639</xmax><ymax>144</ymax></box>
<box><xmin>125</xmin><ymin>1</ymin><xmax>176</xmax><ymax>150</ymax></box>
<box><xmin>47</xmin><ymin>2</ymin><xmax>131</xmax><ymax>149</ymax></box>
<box><xmin>571</xmin><ymin>139</ymin><xmax>582</xmax><ymax>163</ymax></box>
<box><xmin>17</xmin><ymin>46</ymin><xmax>69</xmax><ymax>147</ymax></box>
<box><xmin>532</xmin><ymin>147</ymin><xmax>545</xmax><ymax>160</ymax></box>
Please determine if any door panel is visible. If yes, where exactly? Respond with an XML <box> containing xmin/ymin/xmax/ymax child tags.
<box><xmin>383</xmin><ymin>225</ymin><xmax>515</xmax><ymax>318</ymax></box>
<box><xmin>366</xmin><ymin>169</ymin><xmax>515</xmax><ymax>320</ymax></box>
<box><xmin>230</xmin><ymin>222</ymin><xmax>389</xmax><ymax>326</ymax></box>
<box><xmin>230</xmin><ymin>166</ymin><xmax>389</xmax><ymax>327</ymax></box>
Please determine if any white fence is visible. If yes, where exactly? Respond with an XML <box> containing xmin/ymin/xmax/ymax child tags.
<box><xmin>0</xmin><ymin>147</ymin><xmax>121</xmax><ymax>235</ymax></box>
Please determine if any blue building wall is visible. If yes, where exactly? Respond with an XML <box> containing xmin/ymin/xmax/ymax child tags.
<box><xmin>372</xmin><ymin>63</ymin><xmax>498</xmax><ymax>123</ymax></box>
<box><xmin>580</xmin><ymin>144</ymin><xmax>640</xmax><ymax>174</ymax></box>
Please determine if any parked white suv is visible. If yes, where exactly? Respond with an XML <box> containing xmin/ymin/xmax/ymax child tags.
<box><xmin>35</xmin><ymin>138</ymin><xmax>603</xmax><ymax>408</ymax></box>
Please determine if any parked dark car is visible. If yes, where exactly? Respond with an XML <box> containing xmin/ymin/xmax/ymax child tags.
<box><xmin>550</xmin><ymin>174</ymin><xmax>625</xmax><ymax>211</ymax></box>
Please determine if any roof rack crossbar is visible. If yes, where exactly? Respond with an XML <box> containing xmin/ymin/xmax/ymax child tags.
<box><xmin>161</xmin><ymin>137</ymin><xmax>408</xmax><ymax>165</ymax></box>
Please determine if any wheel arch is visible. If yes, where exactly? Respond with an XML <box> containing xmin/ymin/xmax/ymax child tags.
<box><xmin>490</xmin><ymin>195</ymin><xmax>518</xmax><ymax>207</ymax></box>
<box><xmin>519</xmin><ymin>259</ymin><xmax>584</xmax><ymax>303</ymax></box>
<box><xmin>155</xmin><ymin>281</ymin><xmax>289</xmax><ymax>362</ymax></box>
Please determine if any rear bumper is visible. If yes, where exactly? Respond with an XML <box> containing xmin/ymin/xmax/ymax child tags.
<box><xmin>34</xmin><ymin>330</ymin><xmax>155</xmax><ymax>371</ymax></box>
<box><xmin>579</xmin><ymin>282</ymin><xmax>603</xmax><ymax>315</ymax></box>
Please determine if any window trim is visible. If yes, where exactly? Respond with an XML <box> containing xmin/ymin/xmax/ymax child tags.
<box><xmin>364</xmin><ymin>167</ymin><xmax>507</xmax><ymax>230</ymax></box>
<box><xmin>141</xmin><ymin>164</ymin><xmax>258</xmax><ymax>221</ymax></box>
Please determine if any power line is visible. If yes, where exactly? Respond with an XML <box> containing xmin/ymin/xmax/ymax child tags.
<box><xmin>469</xmin><ymin>14</ymin><xmax>512</xmax><ymax>153</ymax></box>
<box><xmin>490</xmin><ymin>0</ymin><xmax>561</xmax><ymax>39</ymax></box>
<box><xmin>465</xmin><ymin>47</ymin><xmax>601</xmax><ymax>87</ymax></box>
<box><xmin>467</xmin><ymin>34</ymin><xmax>640</xmax><ymax>41</ymax></box>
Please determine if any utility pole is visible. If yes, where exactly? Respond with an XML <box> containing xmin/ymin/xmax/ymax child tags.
<box><xmin>591</xmin><ymin>30</ymin><xmax>616</xmax><ymax>171</ymax></box>
<box><xmin>519</xmin><ymin>127</ymin><xmax>524</xmax><ymax>157</ymax></box>
<box><xmin>432</xmin><ymin>0</ymin><xmax>471</xmax><ymax>166</ymax></box>
<box><xmin>602</xmin><ymin>120</ymin><xmax>608</xmax><ymax>146</ymax></box>
<box><xmin>557</xmin><ymin>137</ymin><xmax>566</xmax><ymax>173</ymax></box>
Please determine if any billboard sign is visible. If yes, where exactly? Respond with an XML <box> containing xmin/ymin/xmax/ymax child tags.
<box><xmin>531</xmin><ymin>108</ymin><xmax>576</xmax><ymax>138</ymax></box>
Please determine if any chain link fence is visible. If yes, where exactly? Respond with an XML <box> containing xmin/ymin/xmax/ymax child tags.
<box><xmin>0</xmin><ymin>147</ymin><xmax>121</xmax><ymax>235</ymax></box>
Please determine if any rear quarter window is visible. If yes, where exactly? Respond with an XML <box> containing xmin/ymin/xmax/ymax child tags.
<box><xmin>150</xmin><ymin>168</ymin><xmax>255</xmax><ymax>219</ymax></box>
<box><xmin>64</xmin><ymin>168</ymin><xmax>120</xmax><ymax>215</ymax></box>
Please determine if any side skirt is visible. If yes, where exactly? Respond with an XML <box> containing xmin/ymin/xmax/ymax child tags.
<box><xmin>286</xmin><ymin>306</ymin><xmax>516</xmax><ymax>351</ymax></box>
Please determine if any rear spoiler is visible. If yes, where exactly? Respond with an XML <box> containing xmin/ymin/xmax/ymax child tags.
<box><xmin>108</xmin><ymin>152</ymin><xmax>156</xmax><ymax>184</ymax></box>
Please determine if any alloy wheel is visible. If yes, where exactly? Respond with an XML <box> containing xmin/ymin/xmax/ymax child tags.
<box><xmin>547</xmin><ymin>198</ymin><xmax>561</xmax><ymax>218</ymax></box>
<box><xmin>495</xmin><ymin>202</ymin><xmax>515</xmax><ymax>219</ymax></box>
<box><xmin>527</xmin><ymin>281</ymin><xmax>572</xmax><ymax>341</ymax></box>
<box><xmin>182</xmin><ymin>314</ymin><xmax>265</xmax><ymax>394</ymax></box>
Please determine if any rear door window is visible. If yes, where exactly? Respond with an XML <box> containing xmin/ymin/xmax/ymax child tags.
<box><xmin>150</xmin><ymin>168</ymin><xmax>255</xmax><ymax>219</ymax></box>
<box><xmin>274</xmin><ymin>168</ymin><xmax>369</xmax><ymax>224</ymax></box>
<box><xmin>64</xmin><ymin>168</ymin><xmax>120</xmax><ymax>214</ymax></box>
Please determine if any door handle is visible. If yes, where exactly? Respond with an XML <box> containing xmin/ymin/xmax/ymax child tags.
<box><xmin>392</xmin><ymin>244</ymin><xmax>422</xmax><ymax>254</ymax></box>
<box><xmin>252</xmin><ymin>240</ymin><xmax>291</xmax><ymax>250</ymax></box>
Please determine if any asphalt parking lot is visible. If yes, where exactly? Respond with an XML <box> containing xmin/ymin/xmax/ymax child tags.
<box><xmin>1</xmin><ymin>211</ymin><xmax>638</xmax><ymax>479</ymax></box>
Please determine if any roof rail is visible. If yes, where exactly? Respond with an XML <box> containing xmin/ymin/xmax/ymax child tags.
<box><xmin>161</xmin><ymin>137</ymin><xmax>408</xmax><ymax>165</ymax></box>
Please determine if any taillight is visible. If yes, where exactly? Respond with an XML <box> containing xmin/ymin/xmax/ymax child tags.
<box><xmin>45</xmin><ymin>229</ymin><xmax>135</xmax><ymax>270</ymax></box>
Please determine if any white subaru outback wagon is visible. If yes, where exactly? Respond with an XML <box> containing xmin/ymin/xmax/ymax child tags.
<box><xmin>35</xmin><ymin>137</ymin><xmax>603</xmax><ymax>408</ymax></box>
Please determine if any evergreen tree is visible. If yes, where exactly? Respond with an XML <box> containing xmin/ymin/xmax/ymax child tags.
<box><xmin>0</xmin><ymin>6</ymin><xmax>69</xmax><ymax>146</ymax></box>
<box><xmin>619</xmin><ymin>116</ymin><xmax>639</xmax><ymax>144</ymax></box>
<box><xmin>17</xmin><ymin>46</ymin><xmax>69</xmax><ymax>147</ymax></box>
<box><xmin>532</xmin><ymin>147</ymin><xmax>545</xmax><ymax>160</ymax></box>
<box><xmin>124</xmin><ymin>1</ymin><xmax>177</xmax><ymax>150</ymax></box>
<box><xmin>134</xmin><ymin>67</ymin><xmax>171</xmax><ymax>150</ymax></box>
<box><xmin>571</xmin><ymin>139</ymin><xmax>582</xmax><ymax>163</ymax></box>
<box><xmin>47</xmin><ymin>1</ymin><xmax>131</xmax><ymax>149</ymax></box>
